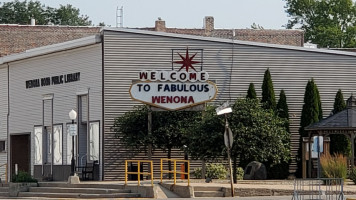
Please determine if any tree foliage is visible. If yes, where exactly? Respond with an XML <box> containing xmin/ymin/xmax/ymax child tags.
<box><xmin>112</xmin><ymin>106</ymin><xmax>149</xmax><ymax>150</ymax></box>
<box><xmin>330</xmin><ymin>89</ymin><xmax>350</xmax><ymax>156</ymax></box>
<box><xmin>0</xmin><ymin>0</ymin><xmax>92</xmax><ymax>26</ymax></box>
<box><xmin>285</xmin><ymin>0</ymin><xmax>356</xmax><ymax>48</ymax></box>
<box><xmin>277</xmin><ymin>89</ymin><xmax>290</xmax><ymax>133</ymax></box>
<box><xmin>229</xmin><ymin>98</ymin><xmax>290</xmax><ymax>167</ymax></box>
<box><xmin>332</xmin><ymin>89</ymin><xmax>346</xmax><ymax>114</ymax></box>
<box><xmin>300</xmin><ymin>79</ymin><xmax>322</xmax><ymax>137</ymax></box>
<box><xmin>114</xmin><ymin>99</ymin><xmax>290</xmax><ymax>180</ymax></box>
<box><xmin>246</xmin><ymin>83</ymin><xmax>257</xmax><ymax>99</ymax></box>
<box><xmin>261</xmin><ymin>68</ymin><xmax>276</xmax><ymax>110</ymax></box>
<box><xmin>183</xmin><ymin>106</ymin><xmax>225</xmax><ymax>161</ymax></box>
<box><xmin>112</xmin><ymin>105</ymin><xmax>199</xmax><ymax>158</ymax></box>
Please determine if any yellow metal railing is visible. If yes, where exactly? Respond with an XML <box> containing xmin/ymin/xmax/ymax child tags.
<box><xmin>160</xmin><ymin>158</ymin><xmax>190</xmax><ymax>186</ymax></box>
<box><xmin>0</xmin><ymin>163</ymin><xmax>7</xmax><ymax>183</ymax></box>
<box><xmin>125</xmin><ymin>160</ymin><xmax>153</xmax><ymax>186</ymax></box>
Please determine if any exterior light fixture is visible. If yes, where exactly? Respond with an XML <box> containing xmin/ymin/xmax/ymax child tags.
<box><xmin>69</xmin><ymin>109</ymin><xmax>77</xmax><ymax>176</ymax></box>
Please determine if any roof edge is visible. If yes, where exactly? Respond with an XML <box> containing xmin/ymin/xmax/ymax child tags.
<box><xmin>0</xmin><ymin>34</ymin><xmax>101</xmax><ymax>64</ymax></box>
<box><xmin>103</xmin><ymin>28</ymin><xmax>356</xmax><ymax>57</ymax></box>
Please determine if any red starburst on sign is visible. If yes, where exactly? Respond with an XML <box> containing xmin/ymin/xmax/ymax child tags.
<box><xmin>173</xmin><ymin>48</ymin><xmax>200</xmax><ymax>72</ymax></box>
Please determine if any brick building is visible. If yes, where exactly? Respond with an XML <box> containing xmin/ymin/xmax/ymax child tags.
<box><xmin>140</xmin><ymin>16</ymin><xmax>304</xmax><ymax>47</ymax></box>
<box><xmin>0</xmin><ymin>25</ymin><xmax>100</xmax><ymax>57</ymax></box>
<box><xmin>0</xmin><ymin>16</ymin><xmax>304</xmax><ymax>57</ymax></box>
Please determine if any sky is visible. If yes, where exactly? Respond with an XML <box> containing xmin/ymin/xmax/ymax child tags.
<box><xmin>2</xmin><ymin>0</ymin><xmax>290</xmax><ymax>29</ymax></box>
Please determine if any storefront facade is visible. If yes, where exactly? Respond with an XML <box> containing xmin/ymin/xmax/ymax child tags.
<box><xmin>1</xmin><ymin>28</ymin><xmax>356</xmax><ymax>181</ymax></box>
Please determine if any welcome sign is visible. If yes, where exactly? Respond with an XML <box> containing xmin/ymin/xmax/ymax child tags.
<box><xmin>129</xmin><ymin>48</ymin><xmax>218</xmax><ymax>110</ymax></box>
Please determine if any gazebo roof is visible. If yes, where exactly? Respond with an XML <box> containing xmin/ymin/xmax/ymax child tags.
<box><xmin>305</xmin><ymin>95</ymin><xmax>356</xmax><ymax>131</ymax></box>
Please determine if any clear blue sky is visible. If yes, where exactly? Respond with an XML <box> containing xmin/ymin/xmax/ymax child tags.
<box><xmin>2</xmin><ymin>0</ymin><xmax>289</xmax><ymax>29</ymax></box>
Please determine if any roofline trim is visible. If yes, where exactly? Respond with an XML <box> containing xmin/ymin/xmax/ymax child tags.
<box><xmin>103</xmin><ymin>28</ymin><xmax>356</xmax><ymax>57</ymax></box>
<box><xmin>0</xmin><ymin>34</ymin><xmax>101</xmax><ymax>64</ymax></box>
<box><xmin>304</xmin><ymin>127</ymin><xmax>356</xmax><ymax>131</ymax></box>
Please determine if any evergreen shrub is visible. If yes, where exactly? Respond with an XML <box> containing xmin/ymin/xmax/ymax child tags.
<box><xmin>193</xmin><ymin>163</ymin><xmax>228</xmax><ymax>179</ymax></box>
<box><xmin>12</xmin><ymin>171</ymin><xmax>37</xmax><ymax>183</ymax></box>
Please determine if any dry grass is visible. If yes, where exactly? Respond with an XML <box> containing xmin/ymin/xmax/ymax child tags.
<box><xmin>320</xmin><ymin>153</ymin><xmax>347</xmax><ymax>180</ymax></box>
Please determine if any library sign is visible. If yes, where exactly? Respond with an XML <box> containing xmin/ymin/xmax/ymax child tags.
<box><xmin>129</xmin><ymin>48</ymin><xmax>218</xmax><ymax>110</ymax></box>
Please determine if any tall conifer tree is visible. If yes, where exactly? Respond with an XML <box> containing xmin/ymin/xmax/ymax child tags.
<box><xmin>277</xmin><ymin>89</ymin><xmax>290</xmax><ymax>133</ymax></box>
<box><xmin>300</xmin><ymin>79</ymin><xmax>321</xmax><ymax>137</ymax></box>
<box><xmin>261</xmin><ymin>68</ymin><xmax>276</xmax><ymax>110</ymax></box>
<box><xmin>330</xmin><ymin>89</ymin><xmax>350</xmax><ymax>156</ymax></box>
<box><xmin>298</xmin><ymin>79</ymin><xmax>322</xmax><ymax>177</ymax></box>
<box><xmin>246</xmin><ymin>83</ymin><xmax>257</xmax><ymax>99</ymax></box>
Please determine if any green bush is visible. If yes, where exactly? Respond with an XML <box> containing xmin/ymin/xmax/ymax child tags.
<box><xmin>12</xmin><ymin>171</ymin><xmax>37</xmax><ymax>183</ymax></box>
<box><xmin>193</xmin><ymin>163</ymin><xmax>228</xmax><ymax>179</ymax></box>
<box><xmin>236</xmin><ymin>167</ymin><xmax>244</xmax><ymax>180</ymax></box>
<box><xmin>320</xmin><ymin>153</ymin><xmax>347</xmax><ymax>180</ymax></box>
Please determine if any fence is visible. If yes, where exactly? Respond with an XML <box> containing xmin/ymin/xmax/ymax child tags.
<box><xmin>160</xmin><ymin>158</ymin><xmax>190</xmax><ymax>186</ymax></box>
<box><xmin>124</xmin><ymin>160</ymin><xmax>153</xmax><ymax>186</ymax></box>
<box><xmin>292</xmin><ymin>178</ymin><xmax>345</xmax><ymax>200</ymax></box>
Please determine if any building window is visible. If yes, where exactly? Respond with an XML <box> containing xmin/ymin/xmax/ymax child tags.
<box><xmin>34</xmin><ymin>126</ymin><xmax>42</xmax><ymax>165</ymax></box>
<box><xmin>66</xmin><ymin>124</ymin><xmax>76</xmax><ymax>165</ymax></box>
<box><xmin>89</xmin><ymin>121</ymin><xmax>99</xmax><ymax>162</ymax></box>
<box><xmin>53</xmin><ymin>125</ymin><xmax>63</xmax><ymax>165</ymax></box>
<box><xmin>0</xmin><ymin>141</ymin><xmax>5</xmax><ymax>152</ymax></box>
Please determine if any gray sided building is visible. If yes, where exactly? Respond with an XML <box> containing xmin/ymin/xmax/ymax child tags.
<box><xmin>1</xmin><ymin>28</ymin><xmax>356</xmax><ymax>181</ymax></box>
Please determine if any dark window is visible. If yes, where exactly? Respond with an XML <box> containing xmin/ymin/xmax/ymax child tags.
<box><xmin>0</xmin><ymin>141</ymin><xmax>6</xmax><ymax>152</ymax></box>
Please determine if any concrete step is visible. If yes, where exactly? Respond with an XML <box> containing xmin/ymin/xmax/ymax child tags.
<box><xmin>0</xmin><ymin>187</ymin><xmax>8</xmax><ymax>192</ymax></box>
<box><xmin>29</xmin><ymin>187</ymin><xmax>131</xmax><ymax>194</ymax></box>
<box><xmin>18</xmin><ymin>192</ymin><xmax>141</xmax><ymax>198</ymax></box>
<box><xmin>0</xmin><ymin>192</ymin><xmax>9</xmax><ymax>197</ymax></box>
<box><xmin>38</xmin><ymin>182</ymin><xmax>125</xmax><ymax>189</ymax></box>
<box><xmin>194</xmin><ymin>191</ymin><xmax>224</xmax><ymax>197</ymax></box>
<box><xmin>194</xmin><ymin>186</ymin><xmax>223</xmax><ymax>191</ymax></box>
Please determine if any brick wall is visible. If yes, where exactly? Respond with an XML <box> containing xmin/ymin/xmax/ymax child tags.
<box><xmin>0</xmin><ymin>25</ymin><xmax>100</xmax><ymax>57</ymax></box>
<box><xmin>140</xmin><ymin>17</ymin><xmax>304</xmax><ymax>47</ymax></box>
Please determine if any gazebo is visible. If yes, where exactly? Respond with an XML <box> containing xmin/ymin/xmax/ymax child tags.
<box><xmin>304</xmin><ymin>95</ymin><xmax>356</xmax><ymax>178</ymax></box>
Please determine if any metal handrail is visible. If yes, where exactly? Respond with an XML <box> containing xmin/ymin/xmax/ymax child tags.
<box><xmin>160</xmin><ymin>158</ymin><xmax>190</xmax><ymax>186</ymax></box>
<box><xmin>0</xmin><ymin>163</ymin><xmax>8</xmax><ymax>183</ymax></box>
<box><xmin>124</xmin><ymin>160</ymin><xmax>153</xmax><ymax>186</ymax></box>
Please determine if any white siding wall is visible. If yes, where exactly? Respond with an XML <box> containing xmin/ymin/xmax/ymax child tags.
<box><xmin>0</xmin><ymin>65</ymin><xmax>8</xmax><ymax>181</ymax></box>
<box><xmin>8</xmin><ymin>44</ymin><xmax>103</xmax><ymax>179</ymax></box>
<box><xmin>103</xmin><ymin>30</ymin><xmax>356</xmax><ymax>180</ymax></box>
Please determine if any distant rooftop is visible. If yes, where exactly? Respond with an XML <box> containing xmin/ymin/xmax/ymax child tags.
<box><xmin>138</xmin><ymin>16</ymin><xmax>304</xmax><ymax>47</ymax></box>
<box><xmin>0</xmin><ymin>25</ymin><xmax>100</xmax><ymax>57</ymax></box>
<box><xmin>0</xmin><ymin>16</ymin><xmax>304</xmax><ymax>57</ymax></box>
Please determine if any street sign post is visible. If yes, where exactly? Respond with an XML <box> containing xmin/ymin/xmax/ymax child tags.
<box><xmin>217</xmin><ymin>102</ymin><xmax>234</xmax><ymax>197</ymax></box>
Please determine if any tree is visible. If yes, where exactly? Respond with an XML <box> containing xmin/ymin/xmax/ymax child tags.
<box><xmin>251</xmin><ymin>22</ymin><xmax>264</xmax><ymax>30</ymax></box>
<box><xmin>261</xmin><ymin>68</ymin><xmax>276</xmax><ymax>110</ymax></box>
<box><xmin>0</xmin><ymin>0</ymin><xmax>92</xmax><ymax>26</ymax></box>
<box><xmin>112</xmin><ymin>105</ymin><xmax>199</xmax><ymax>178</ymax></box>
<box><xmin>332</xmin><ymin>89</ymin><xmax>346</xmax><ymax>114</ymax></box>
<box><xmin>246</xmin><ymin>83</ymin><xmax>257</xmax><ymax>99</ymax></box>
<box><xmin>297</xmin><ymin>79</ymin><xmax>322</xmax><ymax>177</ymax></box>
<box><xmin>330</xmin><ymin>89</ymin><xmax>351</xmax><ymax>156</ymax></box>
<box><xmin>277</xmin><ymin>89</ymin><xmax>290</xmax><ymax>133</ymax></box>
<box><xmin>229</xmin><ymin>98</ymin><xmax>290</xmax><ymax>180</ymax></box>
<box><xmin>112</xmin><ymin>106</ymin><xmax>149</xmax><ymax>151</ymax></box>
<box><xmin>285</xmin><ymin>0</ymin><xmax>356</xmax><ymax>48</ymax></box>
<box><xmin>300</xmin><ymin>79</ymin><xmax>322</xmax><ymax>137</ymax></box>
<box><xmin>53</xmin><ymin>4</ymin><xmax>91</xmax><ymax>26</ymax></box>
<box><xmin>152</xmin><ymin>110</ymin><xmax>199</xmax><ymax>161</ymax></box>
<box><xmin>183</xmin><ymin>106</ymin><xmax>225</xmax><ymax>161</ymax></box>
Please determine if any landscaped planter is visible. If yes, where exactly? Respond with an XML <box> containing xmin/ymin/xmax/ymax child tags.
<box><xmin>9</xmin><ymin>182</ymin><xmax>38</xmax><ymax>197</ymax></box>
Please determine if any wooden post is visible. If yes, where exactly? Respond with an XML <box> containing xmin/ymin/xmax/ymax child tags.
<box><xmin>308</xmin><ymin>133</ymin><xmax>312</xmax><ymax>178</ymax></box>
